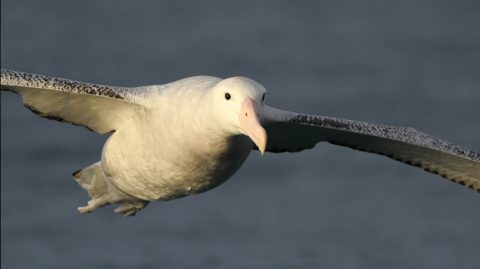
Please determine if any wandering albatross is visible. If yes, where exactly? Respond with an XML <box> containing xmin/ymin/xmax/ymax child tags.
<box><xmin>1</xmin><ymin>69</ymin><xmax>479</xmax><ymax>216</ymax></box>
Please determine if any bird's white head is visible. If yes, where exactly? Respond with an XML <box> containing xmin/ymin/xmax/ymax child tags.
<box><xmin>209</xmin><ymin>76</ymin><xmax>267</xmax><ymax>154</ymax></box>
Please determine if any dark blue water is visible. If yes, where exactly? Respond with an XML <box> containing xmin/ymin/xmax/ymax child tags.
<box><xmin>2</xmin><ymin>1</ymin><xmax>480</xmax><ymax>268</ymax></box>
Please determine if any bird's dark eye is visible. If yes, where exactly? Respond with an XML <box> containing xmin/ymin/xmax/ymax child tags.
<box><xmin>225</xmin><ymin>93</ymin><xmax>231</xmax><ymax>100</ymax></box>
<box><xmin>262</xmin><ymin>93</ymin><xmax>266</xmax><ymax>102</ymax></box>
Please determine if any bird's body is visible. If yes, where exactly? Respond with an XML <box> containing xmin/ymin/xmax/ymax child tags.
<box><xmin>74</xmin><ymin>75</ymin><xmax>256</xmax><ymax>215</ymax></box>
<box><xmin>101</xmin><ymin>77</ymin><xmax>254</xmax><ymax>201</ymax></box>
<box><xmin>1</xmin><ymin>69</ymin><xmax>479</xmax><ymax>216</ymax></box>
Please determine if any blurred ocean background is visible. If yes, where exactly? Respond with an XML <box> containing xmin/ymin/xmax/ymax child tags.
<box><xmin>1</xmin><ymin>1</ymin><xmax>480</xmax><ymax>268</ymax></box>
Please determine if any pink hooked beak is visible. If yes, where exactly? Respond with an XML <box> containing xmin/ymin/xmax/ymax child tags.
<box><xmin>239</xmin><ymin>97</ymin><xmax>267</xmax><ymax>154</ymax></box>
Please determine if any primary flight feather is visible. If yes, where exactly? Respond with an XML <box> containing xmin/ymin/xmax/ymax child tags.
<box><xmin>1</xmin><ymin>69</ymin><xmax>479</xmax><ymax>216</ymax></box>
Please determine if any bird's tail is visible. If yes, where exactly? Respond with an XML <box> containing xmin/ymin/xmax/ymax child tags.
<box><xmin>73</xmin><ymin>162</ymin><xmax>109</xmax><ymax>201</ymax></box>
<box><xmin>73</xmin><ymin>161</ymin><xmax>111</xmax><ymax>213</ymax></box>
<box><xmin>72</xmin><ymin>161</ymin><xmax>149</xmax><ymax>216</ymax></box>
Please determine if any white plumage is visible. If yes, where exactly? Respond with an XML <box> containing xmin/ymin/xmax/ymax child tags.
<box><xmin>1</xmin><ymin>69</ymin><xmax>479</xmax><ymax>216</ymax></box>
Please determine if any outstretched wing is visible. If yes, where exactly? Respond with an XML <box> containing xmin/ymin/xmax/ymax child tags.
<box><xmin>1</xmin><ymin>69</ymin><xmax>143</xmax><ymax>134</ymax></box>
<box><xmin>260</xmin><ymin>105</ymin><xmax>480</xmax><ymax>192</ymax></box>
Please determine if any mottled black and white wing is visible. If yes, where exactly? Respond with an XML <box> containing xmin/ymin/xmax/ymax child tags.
<box><xmin>260</xmin><ymin>105</ymin><xmax>480</xmax><ymax>192</ymax></box>
<box><xmin>1</xmin><ymin>69</ymin><xmax>143</xmax><ymax>134</ymax></box>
